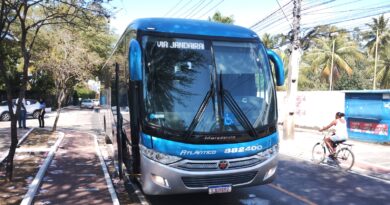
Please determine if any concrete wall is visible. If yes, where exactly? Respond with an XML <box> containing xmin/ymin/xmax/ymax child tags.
<box><xmin>277</xmin><ymin>91</ymin><xmax>345</xmax><ymax>129</ymax></box>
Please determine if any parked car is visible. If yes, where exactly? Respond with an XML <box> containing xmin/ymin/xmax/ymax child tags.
<box><xmin>92</xmin><ymin>99</ymin><xmax>100</xmax><ymax>107</ymax></box>
<box><xmin>80</xmin><ymin>99</ymin><xmax>94</xmax><ymax>109</ymax></box>
<box><xmin>0</xmin><ymin>101</ymin><xmax>11</xmax><ymax>121</ymax></box>
<box><xmin>0</xmin><ymin>99</ymin><xmax>42</xmax><ymax>121</ymax></box>
<box><xmin>16</xmin><ymin>99</ymin><xmax>42</xmax><ymax>119</ymax></box>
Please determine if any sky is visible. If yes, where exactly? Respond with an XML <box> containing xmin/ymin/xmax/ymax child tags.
<box><xmin>103</xmin><ymin>0</ymin><xmax>282</xmax><ymax>35</ymax></box>
<box><xmin>103</xmin><ymin>0</ymin><xmax>390</xmax><ymax>36</ymax></box>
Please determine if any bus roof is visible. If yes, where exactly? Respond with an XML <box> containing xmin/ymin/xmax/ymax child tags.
<box><xmin>129</xmin><ymin>18</ymin><xmax>259</xmax><ymax>39</ymax></box>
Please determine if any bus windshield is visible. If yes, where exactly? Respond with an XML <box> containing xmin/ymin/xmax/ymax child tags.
<box><xmin>143</xmin><ymin>36</ymin><xmax>276</xmax><ymax>138</ymax></box>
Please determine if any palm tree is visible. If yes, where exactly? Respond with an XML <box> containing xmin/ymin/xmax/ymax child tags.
<box><xmin>303</xmin><ymin>33</ymin><xmax>364</xmax><ymax>87</ymax></box>
<box><xmin>363</xmin><ymin>15</ymin><xmax>390</xmax><ymax>56</ymax></box>
<box><xmin>372</xmin><ymin>45</ymin><xmax>390</xmax><ymax>89</ymax></box>
<box><xmin>260</xmin><ymin>33</ymin><xmax>289</xmax><ymax>89</ymax></box>
<box><xmin>208</xmin><ymin>11</ymin><xmax>234</xmax><ymax>24</ymax></box>
<box><xmin>261</xmin><ymin>33</ymin><xmax>276</xmax><ymax>49</ymax></box>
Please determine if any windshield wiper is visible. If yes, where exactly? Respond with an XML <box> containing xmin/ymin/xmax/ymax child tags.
<box><xmin>186</xmin><ymin>89</ymin><xmax>214</xmax><ymax>138</ymax></box>
<box><xmin>219</xmin><ymin>73</ymin><xmax>258</xmax><ymax>138</ymax></box>
<box><xmin>222</xmin><ymin>90</ymin><xmax>258</xmax><ymax>138</ymax></box>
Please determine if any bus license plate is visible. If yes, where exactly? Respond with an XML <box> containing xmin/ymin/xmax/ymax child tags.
<box><xmin>208</xmin><ymin>185</ymin><xmax>232</xmax><ymax>194</ymax></box>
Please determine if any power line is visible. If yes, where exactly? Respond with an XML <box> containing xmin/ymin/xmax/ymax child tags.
<box><xmin>196</xmin><ymin>0</ymin><xmax>225</xmax><ymax>19</ymax></box>
<box><xmin>183</xmin><ymin>0</ymin><xmax>207</xmax><ymax>18</ymax></box>
<box><xmin>164</xmin><ymin>0</ymin><xmax>185</xmax><ymax>17</ymax></box>
<box><xmin>187</xmin><ymin>0</ymin><xmax>214</xmax><ymax>19</ymax></box>
<box><xmin>250</xmin><ymin>0</ymin><xmax>293</xmax><ymax>29</ymax></box>
<box><xmin>252</xmin><ymin>0</ymin><xmax>389</xmax><ymax>36</ymax></box>
<box><xmin>169</xmin><ymin>0</ymin><xmax>192</xmax><ymax>17</ymax></box>
<box><xmin>301</xmin><ymin>0</ymin><xmax>364</xmax><ymax>14</ymax></box>
<box><xmin>302</xmin><ymin>8</ymin><xmax>390</xmax><ymax>28</ymax></box>
<box><xmin>176</xmin><ymin>0</ymin><xmax>203</xmax><ymax>18</ymax></box>
<box><xmin>275</xmin><ymin>0</ymin><xmax>293</xmax><ymax>29</ymax></box>
<box><xmin>303</xmin><ymin>4</ymin><xmax>390</xmax><ymax>16</ymax></box>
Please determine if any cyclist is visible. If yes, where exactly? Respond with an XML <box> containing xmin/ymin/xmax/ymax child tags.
<box><xmin>319</xmin><ymin>112</ymin><xmax>348</xmax><ymax>158</ymax></box>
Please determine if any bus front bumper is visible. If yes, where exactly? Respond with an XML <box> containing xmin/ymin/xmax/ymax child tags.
<box><xmin>140</xmin><ymin>154</ymin><xmax>278</xmax><ymax>195</ymax></box>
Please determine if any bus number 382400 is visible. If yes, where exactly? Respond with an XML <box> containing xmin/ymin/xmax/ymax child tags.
<box><xmin>224</xmin><ymin>145</ymin><xmax>263</xmax><ymax>154</ymax></box>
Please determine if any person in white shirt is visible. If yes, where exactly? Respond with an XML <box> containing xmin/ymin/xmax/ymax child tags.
<box><xmin>319</xmin><ymin>112</ymin><xmax>348</xmax><ymax>157</ymax></box>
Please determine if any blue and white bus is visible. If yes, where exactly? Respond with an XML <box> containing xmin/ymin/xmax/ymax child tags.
<box><xmin>101</xmin><ymin>18</ymin><xmax>284</xmax><ymax>195</ymax></box>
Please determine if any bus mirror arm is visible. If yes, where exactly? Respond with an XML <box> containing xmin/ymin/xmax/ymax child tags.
<box><xmin>266</xmin><ymin>49</ymin><xmax>284</xmax><ymax>86</ymax></box>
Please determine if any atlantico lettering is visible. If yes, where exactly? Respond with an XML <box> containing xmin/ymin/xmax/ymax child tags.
<box><xmin>156</xmin><ymin>41</ymin><xmax>205</xmax><ymax>50</ymax></box>
<box><xmin>179</xmin><ymin>150</ymin><xmax>217</xmax><ymax>156</ymax></box>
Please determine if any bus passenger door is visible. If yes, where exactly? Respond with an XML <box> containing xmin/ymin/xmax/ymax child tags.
<box><xmin>128</xmin><ymin>39</ymin><xmax>143</xmax><ymax>176</ymax></box>
<box><xmin>114</xmin><ymin>63</ymin><xmax>124</xmax><ymax>179</ymax></box>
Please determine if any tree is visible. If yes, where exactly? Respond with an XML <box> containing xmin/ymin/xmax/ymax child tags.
<box><xmin>333</xmin><ymin>71</ymin><xmax>369</xmax><ymax>90</ymax></box>
<box><xmin>303</xmin><ymin>32</ymin><xmax>364</xmax><ymax>87</ymax></box>
<box><xmin>208</xmin><ymin>11</ymin><xmax>234</xmax><ymax>24</ymax></box>
<box><xmin>363</xmin><ymin>15</ymin><xmax>390</xmax><ymax>56</ymax></box>
<box><xmin>38</xmin><ymin>27</ymin><xmax>104</xmax><ymax>131</ymax></box>
<box><xmin>372</xmin><ymin>45</ymin><xmax>390</xmax><ymax>89</ymax></box>
<box><xmin>0</xmin><ymin>0</ymin><xmax>109</xmax><ymax>180</ymax></box>
<box><xmin>0</xmin><ymin>0</ymin><xmax>25</xmax><ymax>181</ymax></box>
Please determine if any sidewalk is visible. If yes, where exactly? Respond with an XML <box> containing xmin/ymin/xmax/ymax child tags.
<box><xmin>279</xmin><ymin>127</ymin><xmax>390</xmax><ymax>180</ymax></box>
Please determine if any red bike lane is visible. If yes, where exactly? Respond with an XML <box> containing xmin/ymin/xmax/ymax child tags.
<box><xmin>32</xmin><ymin>130</ymin><xmax>117</xmax><ymax>205</ymax></box>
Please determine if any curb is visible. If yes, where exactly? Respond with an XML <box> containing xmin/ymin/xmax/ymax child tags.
<box><xmin>20</xmin><ymin>132</ymin><xmax>64</xmax><ymax>205</ymax></box>
<box><xmin>281</xmin><ymin>151</ymin><xmax>390</xmax><ymax>175</ymax></box>
<box><xmin>354</xmin><ymin>161</ymin><xmax>390</xmax><ymax>174</ymax></box>
<box><xmin>90</xmin><ymin>132</ymin><xmax>120</xmax><ymax>205</ymax></box>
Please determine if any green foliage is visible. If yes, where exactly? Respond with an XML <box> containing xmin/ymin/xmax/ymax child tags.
<box><xmin>0</xmin><ymin>39</ymin><xmax>22</xmax><ymax>91</ymax></box>
<box><xmin>208</xmin><ymin>11</ymin><xmax>234</xmax><ymax>24</ymax></box>
<box><xmin>75</xmin><ymin>86</ymin><xmax>96</xmax><ymax>99</ymax></box>
<box><xmin>29</xmin><ymin>70</ymin><xmax>56</xmax><ymax>96</ymax></box>
<box><xmin>333</xmin><ymin>71</ymin><xmax>369</xmax><ymax>90</ymax></box>
<box><xmin>362</xmin><ymin>15</ymin><xmax>390</xmax><ymax>56</ymax></box>
<box><xmin>373</xmin><ymin>45</ymin><xmax>390</xmax><ymax>89</ymax></box>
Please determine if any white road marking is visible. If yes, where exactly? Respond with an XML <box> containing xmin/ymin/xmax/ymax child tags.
<box><xmin>20</xmin><ymin>132</ymin><xmax>64</xmax><ymax>205</ymax></box>
<box><xmin>16</xmin><ymin>148</ymin><xmax>52</xmax><ymax>153</ymax></box>
<box><xmin>74</xmin><ymin>174</ymin><xmax>97</xmax><ymax>177</ymax></box>
<box><xmin>91</xmin><ymin>133</ymin><xmax>120</xmax><ymax>205</ymax></box>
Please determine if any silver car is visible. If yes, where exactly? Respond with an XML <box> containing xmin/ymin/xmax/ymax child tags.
<box><xmin>0</xmin><ymin>101</ymin><xmax>10</xmax><ymax>121</ymax></box>
<box><xmin>0</xmin><ymin>99</ymin><xmax>41</xmax><ymax>121</ymax></box>
<box><xmin>80</xmin><ymin>99</ymin><xmax>94</xmax><ymax>109</ymax></box>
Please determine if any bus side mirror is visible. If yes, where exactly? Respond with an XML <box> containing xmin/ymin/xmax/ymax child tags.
<box><xmin>129</xmin><ymin>39</ymin><xmax>142</xmax><ymax>81</ymax></box>
<box><xmin>267</xmin><ymin>49</ymin><xmax>284</xmax><ymax>86</ymax></box>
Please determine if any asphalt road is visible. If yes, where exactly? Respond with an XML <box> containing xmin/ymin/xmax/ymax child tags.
<box><xmin>143</xmin><ymin>155</ymin><xmax>390</xmax><ymax>205</ymax></box>
<box><xmin>9</xmin><ymin>107</ymin><xmax>387</xmax><ymax>205</ymax></box>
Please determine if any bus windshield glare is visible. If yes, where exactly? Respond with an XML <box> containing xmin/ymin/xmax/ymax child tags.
<box><xmin>143</xmin><ymin>35</ymin><xmax>276</xmax><ymax>138</ymax></box>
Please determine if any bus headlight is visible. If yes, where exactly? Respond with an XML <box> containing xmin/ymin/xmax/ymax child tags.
<box><xmin>257</xmin><ymin>144</ymin><xmax>278</xmax><ymax>160</ymax></box>
<box><xmin>140</xmin><ymin>145</ymin><xmax>182</xmax><ymax>165</ymax></box>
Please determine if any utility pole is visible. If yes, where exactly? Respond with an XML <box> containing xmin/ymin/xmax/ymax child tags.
<box><xmin>329</xmin><ymin>38</ymin><xmax>335</xmax><ymax>91</ymax></box>
<box><xmin>329</xmin><ymin>33</ymin><xmax>337</xmax><ymax>91</ymax></box>
<box><xmin>283</xmin><ymin>0</ymin><xmax>301</xmax><ymax>140</ymax></box>
<box><xmin>373</xmin><ymin>28</ymin><xmax>379</xmax><ymax>90</ymax></box>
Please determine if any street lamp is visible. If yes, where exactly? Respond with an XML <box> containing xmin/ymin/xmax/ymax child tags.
<box><xmin>329</xmin><ymin>32</ymin><xmax>338</xmax><ymax>91</ymax></box>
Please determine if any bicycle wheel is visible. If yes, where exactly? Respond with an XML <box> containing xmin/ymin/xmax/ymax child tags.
<box><xmin>335</xmin><ymin>148</ymin><xmax>355</xmax><ymax>171</ymax></box>
<box><xmin>312</xmin><ymin>143</ymin><xmax>326</xmax><ymax>164</ymax></box>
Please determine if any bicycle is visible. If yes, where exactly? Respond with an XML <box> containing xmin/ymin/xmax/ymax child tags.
<box><xmin>312</xmin><ymin>132</ymin><xmax>355</xmax><ymax>171</ymax></box>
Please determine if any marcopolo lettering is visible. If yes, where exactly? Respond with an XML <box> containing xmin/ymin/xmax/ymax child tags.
<box><xmin>156</xmin><ymin>41</ymin><xmax>204</xmax><ymax>50</ymax></box>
